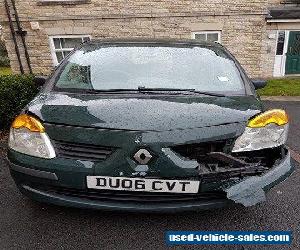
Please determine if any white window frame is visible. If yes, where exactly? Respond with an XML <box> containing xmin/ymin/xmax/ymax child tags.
<box><xmin>49</xmin><ymin>35</ymin><xmax>91</xmax><ymax>66</ymax></box>
<box><xmin>273</xmin><ymin>30</ymin><xmax>289</xmax><ymax>77</ymax></box>
<box><xmin>191</xmin><ymin>31</ymin><xmax>222</xmax><ymax>43</ymax></box>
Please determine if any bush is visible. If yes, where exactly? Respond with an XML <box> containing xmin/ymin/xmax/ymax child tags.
<box><xmin>0</xmin><ymin>40</ymin><xmax>10</xmax><ymax>67</ymax></box>
<box><xmin>0</xmin><ymin>74</ymin><xmax>39</xmax><ymax>129</ymax></box>
<box><xmin>0</xmin><ymin>57</ymin><xmax>10</xmax><ymax>67</ymax></box>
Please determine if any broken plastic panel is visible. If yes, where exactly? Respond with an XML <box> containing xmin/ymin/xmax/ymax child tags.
<box><xmin>162</xmin><ymin>145</ymin><xmax>292</xmax><ymax>207</ymax></box>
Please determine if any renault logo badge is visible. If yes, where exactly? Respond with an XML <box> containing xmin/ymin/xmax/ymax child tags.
<box><xmin>134</xmin><ymin>149</ymin><xmax>152</xmax><ymax>165</ymax></box>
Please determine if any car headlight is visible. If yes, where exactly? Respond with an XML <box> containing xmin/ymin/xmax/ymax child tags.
<box><xmin>8</xmin><ymin>114</ymin><xmax>56</xmax><ymax>159</ymax></box>
<box><xmin>232</xmin><ymin>109</ymin><xmax>289</xmax><ymax>152</ymax></box>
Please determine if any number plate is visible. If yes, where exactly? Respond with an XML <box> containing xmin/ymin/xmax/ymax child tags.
<box><xmin>87</xmin><ymin>176</ymin><xmax>200</xmax><ymax>194</ymax></box>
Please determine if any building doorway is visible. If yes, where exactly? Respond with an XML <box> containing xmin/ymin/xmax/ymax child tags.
<box><xmin>273</xmin><ymin>30</ymin><xmax>300</xmax><ymax>76</ymax></box>
<box><xmin>285</xmin><ymin>31</ymin><xmax>300</xmax><ymax>74</ymax></box>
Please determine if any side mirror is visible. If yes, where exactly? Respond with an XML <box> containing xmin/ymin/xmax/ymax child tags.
<box><xmin>252</xmin><ymin>79</ymin><xmax>267</xmax><ymax>90</ymax></box>
<box><xmin>34</xmin><ymin>76</ymin><xmax>47</xmax><ymax>87</ymax></box>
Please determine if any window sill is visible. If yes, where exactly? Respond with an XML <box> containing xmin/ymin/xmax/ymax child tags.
<box><xmin>37</xmin><ymin>0</ymin><xmax>91</xmax><ymax>6</ymax></box>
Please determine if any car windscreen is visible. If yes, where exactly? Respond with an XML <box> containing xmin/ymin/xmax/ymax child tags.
<box><xmin>54</xmin><ymin>44</ymin><xmax>245</xmax><ymax>94</ymax></box>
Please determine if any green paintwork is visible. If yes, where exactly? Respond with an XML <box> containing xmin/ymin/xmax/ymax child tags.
<box><xmin>27</xmin><ymin>93</ymin><xmax>262</xmax><ymax>131</ymax></box>
<box><xmin>9</xmin><ymin>93</ymin><xmax>262</xmax><ymax>193</ymax></box>
<box><xmin>286</xmin><ymin>31</ymin><xmax>300</xmax><ymax>75</ymax></box>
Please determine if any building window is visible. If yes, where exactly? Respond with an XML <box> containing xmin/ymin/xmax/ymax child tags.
<box><xmin>276</xmin><ymin>31</ymin><xmax>286</xmax><ymax>56</ymax></box>
<box><xmin>192</xmin><ymin>31</ymin><xmax>221</xmax><ymax>43</ymax></box>
<box><xmin>49</xmin><ymin>35</ymin><xmax>91</xmax><ymax>65</ymax></box>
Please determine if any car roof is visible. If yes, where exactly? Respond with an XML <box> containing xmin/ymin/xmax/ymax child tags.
<box><xmin>81</xmin><ymin>38</ymin><xmax>224</xmax><ymax>49</ymax></box>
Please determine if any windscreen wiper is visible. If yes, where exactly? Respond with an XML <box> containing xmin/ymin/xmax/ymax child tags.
<box><xmin>53</xmin><ymin>88</ymin><xmax>139</xmax><ymax>94</ymax></box>
<box><xmin>84</xmin><ymin>89</ymin><xmax>139</xmax><ymax>94</ymax></box>
<box><xmin>60</xmin><ymin>87</ymin><xmax>226</xmax><ymax>97</ymax></box>
<box><xmin>137</xmin><ymin>87</ymin><xmax>226</xmax><ymax>97</ymax></box>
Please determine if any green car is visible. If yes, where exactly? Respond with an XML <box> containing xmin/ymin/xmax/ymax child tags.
<box><xmin>7</xmin><ymin>39</ymin><xmax>294</xmax><ymax>212</ymax></box>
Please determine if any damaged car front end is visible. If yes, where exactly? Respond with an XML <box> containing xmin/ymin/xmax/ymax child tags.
<box><xmin>7</xmin><ymin>39</ymin><xmax>294</xmax><ymax>212</ymax></box>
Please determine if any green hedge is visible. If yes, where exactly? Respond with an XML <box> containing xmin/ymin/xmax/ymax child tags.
<box><xmin>0</xmin><ymin>74</ymin><xmax>39</xmax><ymax>129</ymax></box>
<box><xmin>0</xmin><ymin>57</ymin><xmax>10</xmax><ymax>67</ymax></box>
<box><xmin>0</xmin><ymin>40</ymin><xmax>10</xmax><ymax>67</ymax></box>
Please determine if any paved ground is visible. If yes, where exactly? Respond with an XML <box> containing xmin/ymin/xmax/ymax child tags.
<box><xmin>0</xmin><ymin>101</ymin><xmax>299</xmax><ymax>250</ymax></box>
<box><xmin>261</xmin><ymin>96</ymin><xmax>300</xmax><ymax>102</ymax></box>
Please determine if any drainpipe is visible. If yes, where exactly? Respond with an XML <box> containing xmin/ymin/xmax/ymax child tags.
<box><xmin>4</xmin><ymin>0</ymin><xmax>24</xmax><ymax>74</ymax></box>
<box><xmin>10</xmin><ymin>0</ymin><xmax>32</xmax><ymax>74</ymax></box>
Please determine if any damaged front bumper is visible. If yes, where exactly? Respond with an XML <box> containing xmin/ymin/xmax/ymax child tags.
<box><xmin>9</xmin><ymin>148</ymin><xmax>294</xmax><ymax>212</ymax></box>
<box><xmin>225</xmin><ymin>148</ymin><xmax>294</xmax><ymax>207</ymax></box>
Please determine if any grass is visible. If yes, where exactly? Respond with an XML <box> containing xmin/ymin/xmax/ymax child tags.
<box><xmin>0</xmin><ymin>67</ymin><xmax>12</xmax><ymax>75</ymax></box>
<box><xmin>258</xmin><ymin>77</ymin><xmax>300</xmax><ymax>96</ymax></box>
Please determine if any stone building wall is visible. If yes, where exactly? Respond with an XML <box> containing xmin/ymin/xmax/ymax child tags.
<box><xmin>0</xmin><ymin>0</ymin><xmax>284</xmax><ymax>77</ymax></box>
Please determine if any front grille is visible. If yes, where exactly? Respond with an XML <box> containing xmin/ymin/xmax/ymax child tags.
<box><xmin>171</xmin><ymin>140</ymin><xmax>229</xmax><ymax>162</ymax></box>
<box><xmin>53</xmin><ymin>140</ymin><xmax>115</xmax><ymax>161</ymax></box>
<box><xmin>36</xmin><ymin>185</ymin><xmax>227</xmax><ymax>203</ymax></box>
